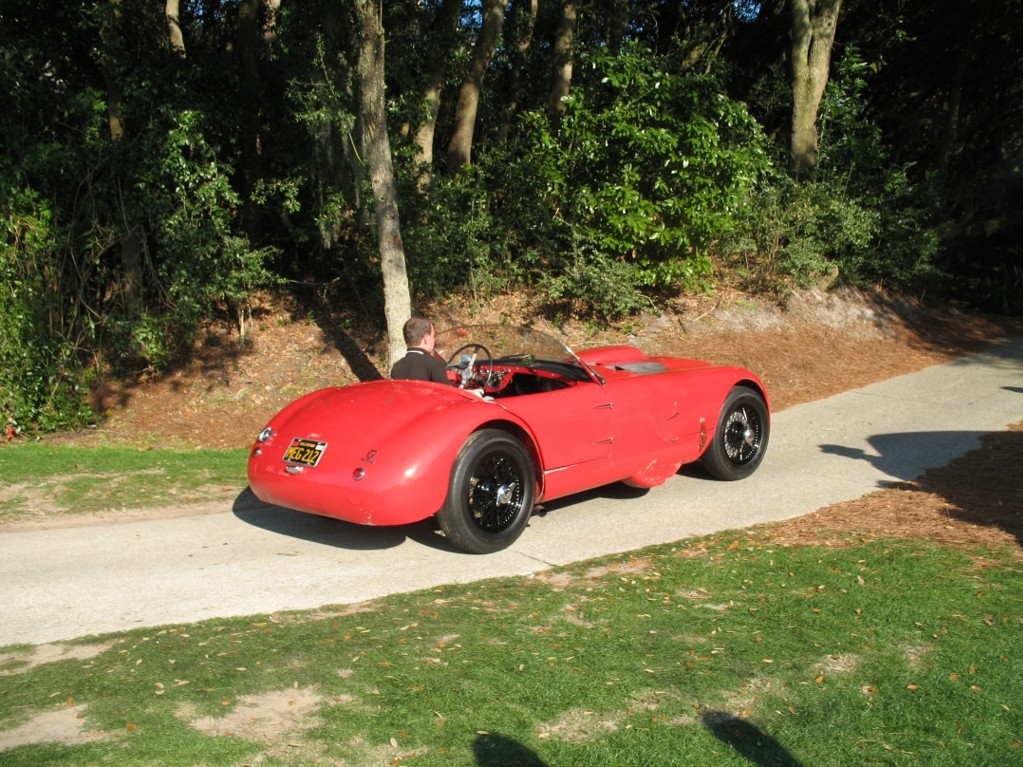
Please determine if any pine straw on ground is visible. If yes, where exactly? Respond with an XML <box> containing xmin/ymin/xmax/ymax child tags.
<box><xmin>762</xmin><ymin>421</ymin><xmax>1023</xmax><ymax>558</ymax></box>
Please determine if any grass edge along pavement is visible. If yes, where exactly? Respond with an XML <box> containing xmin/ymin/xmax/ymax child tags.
<box><xmin>0</xmin><ymin>444</ymin><xmax>249</xmax><ymax>525</ymax></box>
<box><xmin>1</xmin><ymin>521</ymin><xmax>1020</xmax><ymax>767</ymax></box>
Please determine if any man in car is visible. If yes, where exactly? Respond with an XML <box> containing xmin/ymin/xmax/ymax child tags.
<box><xmin>390</xmin><ymin>316</ymin><xmax>450</xmax><ymax>383</ymax></box>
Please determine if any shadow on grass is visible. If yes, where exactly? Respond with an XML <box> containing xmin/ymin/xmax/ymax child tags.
<box><xmin>701</xmin><ymin>712</ymin><xmax>804</xmax><ymax>767</ymax></box>
<box><xmin>469</xmin><ymin>717</ymin><xmax>804</xmax><ymax>766</ymax></box>
<box><xmin>473</xmin><ymin>733</ymin><xmax>548</xmax><ymax>766</ymax></box>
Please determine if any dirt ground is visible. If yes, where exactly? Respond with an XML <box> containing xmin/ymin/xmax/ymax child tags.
<box><xmin>31</xmin><ymin>287</ymin><xmax>1023</xmax><ymax>555</ymax></box>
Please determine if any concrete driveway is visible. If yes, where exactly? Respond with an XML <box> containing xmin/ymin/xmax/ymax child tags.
<box><xmin>2</xmin><ymin>337</ymin><xmax>1021</xmax><ymax>647</ymax></box>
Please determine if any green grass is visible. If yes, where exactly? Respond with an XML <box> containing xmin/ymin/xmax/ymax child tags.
<box><xmin>1</xmin><ymin>532</ymin><xmax>1020</xmax><ymax>766</ymax></box>
<box><xmin>0</xmin><ymin>443</ymin><xmax>248</xmax><ymax>522</ymax></box>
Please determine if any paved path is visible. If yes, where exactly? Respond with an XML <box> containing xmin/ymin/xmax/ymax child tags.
<box><xmin>2</xmin><ymin>338</ymin><xmax>1021</xmax><ymax>647</ymax></box>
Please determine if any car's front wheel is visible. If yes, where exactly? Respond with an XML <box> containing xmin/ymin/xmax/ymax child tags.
<box><xmin>701</xmin><ymin>386</ymin><xmax>770</xmax><ymax>480</ymax></box>
<box><xmin>438</xmin><ymin>429</ymin><xmax>535</xmax><ymax>554</ymax></box>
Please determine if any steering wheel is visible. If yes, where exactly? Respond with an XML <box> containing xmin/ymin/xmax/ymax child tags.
<box><xmin>446</xmin><ymin>343</ymin><xmax>494</xmax><ymax>390</ymax></box>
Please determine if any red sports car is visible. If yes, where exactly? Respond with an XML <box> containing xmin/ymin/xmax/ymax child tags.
<box><xmin>247</xmin><ymin>325</ymin><xmax>770</xmax><ymax>554</ymax></box>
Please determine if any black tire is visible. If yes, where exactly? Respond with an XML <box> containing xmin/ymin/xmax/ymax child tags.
<box><xmin>701</xmin><ymin>386</ymin><xmax>770</xmax><ymax>481</ymax></box>
<box><xmin>438</xmin><ymin>429</ymin><xmax>535</xmax><ymax>554</ymax></box>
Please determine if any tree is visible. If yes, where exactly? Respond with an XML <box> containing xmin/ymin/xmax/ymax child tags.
<box><xmin>165</xmin><ymin>0</ymin><xmax>186</xmax><ymax>56</ymax></box>
<box><xmin>547</xmin><ymin>0</ymin><xmax>578</xmax><ymax>130</ymax></box>
<box><xmin>237</xmin><ymin>0</ymin><xmax>268</xmax><ymax>241</ymax></box>
<box><xmin>499</xmin><ymin>0</ymin><xmax>538</xmax><ymax>141</ymax></box>
<box><xmin>447</xmin><ymin>0</ymin><xmax>504</xmax><ymax>169</ymax></box>
<box><xmin>789</xmin><ymin>0</ymin><xmax>842</xmax><ymax>173</ymax></box>
<box><xmin>353</xmin><ymin>0</ymin><xmax>413</xmax><ymax>366</ymax></box>
<box><xmin>411</xmin><ymin>0</ymin><xmax>463</xmax><ymax>186</ymax></box>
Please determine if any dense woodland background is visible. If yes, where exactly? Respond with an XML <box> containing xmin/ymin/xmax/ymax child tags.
<box><xmin>1</xmin><ymin>0</ymin><xmax>1020</xmax><ymax>432</ymax></box>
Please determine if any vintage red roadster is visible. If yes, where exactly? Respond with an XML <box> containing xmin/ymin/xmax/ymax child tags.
<box><xmin>247</xmin><ymin>325</ymin><xmax>770</xmax><ymax>554</ymax></box>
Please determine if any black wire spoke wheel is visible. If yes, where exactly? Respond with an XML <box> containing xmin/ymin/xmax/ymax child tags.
<box><xmin>722</xmin><ymin>404</ymin><xmax>764</xmax><ymax>465</ymax></box>
<box><xmin>467</xmin><ymin>452</ymin><xmax>527</xmax><ymax>531</ymax></box>
<box><xmin>701</xmin><ymin>386</ymin><xmax>770</xmax><ymax>481</ymax></box>
<box><xmin>439</xmin><ymin>430</ymin><xmax>535</xmax><ymax>554</ymax></box>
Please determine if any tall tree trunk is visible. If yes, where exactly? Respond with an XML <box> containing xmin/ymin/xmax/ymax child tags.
<box><xmin>606</xmin><ymin>0</ymin><xmax>628</xmax><ymax>53</ymax></box>
<box><xmin>789</xmin><ymin>0</ymin><xmax>842</xmax><ymax>175</ymax></box>
<box><xmin>547</xmin><ymin>1</ymin><xmax>577</xmax><ymax>132</ymax></box>
<box><xmin>100</xmin><ymin>60</ymin><xmax>124</xmax><ymax>141</ymax></box>
<box><xmin>412</xmin><ymin>0</ymin><xmax>462</xmax><ymax>187</ymax></box>
<box><xmin>100</xmin><ymin>4</ymin><xmax>143</xmax><ymax>317</ymax></box>
<box><xmin>938</xmin><ymin>34</ymin><xmax>973</xmax><ymax>173</ymax></box>
<box><xmin>165</xmin><ymin>0</ymin><xmax>186</xmax><ymax>57</ymax></box>
<box><xmin>354</xmin><ymin>0</ymin><xmax>412</xmax><ymax>367</ymax></box>
<box><xmin>237</xmin><ymin>0</ymin><xmax>263</xmax><ymax>242</ymax></box>
<box><xmin>263</xmin><ymin>0</ymin><xmax>281</xmax><ymax>42</ymax></box>
<box><xmin>446</xmin><ymin>0</ymin><xmax>504</xmax><ymax>169</ymax></box>
<box><xmin>499</xmin><ymin>0</ymin><xmax>537</xmax><ymax>142</ymax></box>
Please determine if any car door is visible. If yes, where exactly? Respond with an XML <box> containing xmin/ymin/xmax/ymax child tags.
<box><xmin>500</xmin><ymin>381</ymin><xmax>613</xmax><ymax>500</ymax></box>
<box><xmin>603</xmin><ymin>372</ymin><xmax>700</xmax><ymax>474</ymax></box>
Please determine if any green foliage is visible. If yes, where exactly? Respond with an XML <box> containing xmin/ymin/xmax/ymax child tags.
<box><xmin>0</xmin><ymin>0</ymin><xmax>1009</xmax><ymax>438</ymax></box>
<box><xmin>816</xmin><ymin>49</ymin><xmax>941</xmax><ymax>287</ymax></box>
<box><xmin>538</xmin><ymin>248</ymin><xmax>652</xmax><ymax>320</ymax></box>
<box><xmin>724</xmin><ymin>175</ymin><xmax>877</xmax><ymax>288</ymax></box>
<box><xmin>722</xmin><ymin>48</ymin><xmax>941</xmax><ymax>292</ymax></box>
<box><xmin>0</xmin><ymin>190</ymin><xmax>94</xmax><ymax>432</ymax></box>
<box><xmin>555</xmin><ymin>46</ymin><xmax>770</xmax><ymax>291</ymax></box>
<box><xmin>0</xmin><ymin>100</ymin><xmax>281</xmax><ymax>431</ymax></box>
<box><xmin>399</xmin><ymin>165</ymin><xmax>508</xmax><ymax>299</ymax></box>
<box><xmin>146</xmin><ymin>110</ymin><xmax>282</xmax><ymax>349</ymax></box>
<box><xmin>0</xmin><ymin>5</ymin><xmax>282</xmax><ymax>432</ymax></box>
<box><xmin>405</xmin><ymin>46</ymin><xmax>772</xmax><ymax>319</ymax></box>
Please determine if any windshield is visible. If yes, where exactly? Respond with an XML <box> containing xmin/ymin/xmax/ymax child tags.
<box><xmin>435</xmin><ymin>325</ymin><xmax>595</xmax><ymax>382</ymax></box>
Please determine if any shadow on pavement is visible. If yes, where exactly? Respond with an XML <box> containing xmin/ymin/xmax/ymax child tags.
<box><xmin>822</xmin><ymin>426</ymin><xmax>1023</xmax><ymax>548</ymax></box>
<box><xmin>533</xmin><ymin>481</ymin><xmax>649</xmax><ymax>516</ymax></box>
<box><xmin>232</xmin><ymin>488</ymin><xmax>461</xmax><ymax>553</ymax></box>
<box><xmin>820</xmin><ymin>430</ymin><xmax>990</xmax><ymax>483</ymax></box>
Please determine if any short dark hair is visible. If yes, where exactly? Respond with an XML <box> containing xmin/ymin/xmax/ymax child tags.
<box><xmin>402</xmin><ymin>315</ymin><xmax>433</xmax><ymax>346</ymax></box>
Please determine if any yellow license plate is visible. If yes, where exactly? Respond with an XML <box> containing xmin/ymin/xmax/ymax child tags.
<box><xmin>282</xmin><ymin>438</ymin><xmax>327</xmax><ymax>467</ymax></box>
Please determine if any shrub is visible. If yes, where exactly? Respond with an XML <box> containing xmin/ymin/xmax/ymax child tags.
<box><xmin>420</xmin><ymin>45</ymin><xmax>771</xmax><ymax>319</ymax></box>
<box><xmin>0</xmin><ymin>190</ymin><xmax>93</xmax><ymax>431</ymax></box>
<box><xmin>722</xmin><ymin>48</ymin><xmax>941</xmax><ymax>292</ymax></box>
<box><xmin>816</xmin><ymin>48</ymin><xmax>941</xmax><ymax>287</ymax></box>
<box><xmin>556</xmin><ymin>46</ymin><xmax>770</xmax><ymax>291</ymax></box>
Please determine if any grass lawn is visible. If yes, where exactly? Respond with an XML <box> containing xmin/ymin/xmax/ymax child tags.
<box><xmin>1</xmin><ymin>529</ymin><xmax>1020</xmax><ymax>766</ymax></box>
<box><xmin>0</xmin><ymin>443</ymin><xmax>248</xmax><ymax>523</ymax></box>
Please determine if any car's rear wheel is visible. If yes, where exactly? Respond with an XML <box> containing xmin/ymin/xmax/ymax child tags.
<box><xmin>438</xmin><ymin>429</ymin><xmax>535</xmax><ymax>554</ymax></box>
<box><xmin>701</xmin><ymin>386</ymin><xmax>769</xmax><ymax>480</ymax></box>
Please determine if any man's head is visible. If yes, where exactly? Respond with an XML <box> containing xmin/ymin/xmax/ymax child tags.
<box><xmin>403</xmin><ymin>316</ymin><xmax>435</xmax><ymax>350</ymax></box>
